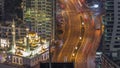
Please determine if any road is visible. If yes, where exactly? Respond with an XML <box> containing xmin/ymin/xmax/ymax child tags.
<box><xmin>52</xmin><ymin>0</ymin><xmax>102</xmax><ymax>68</ymax></box>
<box><xmin>52</xmin><ymin>0</ymin><xmax>82</xmax><ymax>62</ymax></box>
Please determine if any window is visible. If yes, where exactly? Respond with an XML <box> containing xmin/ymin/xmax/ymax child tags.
<box><xmin>16</xmin><ymin>58</ymin><xmax>19</xmax><ymax>63</ymax></box>
<box><xmin>116</xmin><ymin>33</ymin><xmax>120</xmax><ymax>35</ymax></box>
<box><xmin>118</xmin><ymin>18</ymin><xmax>120</xmax><ymax>20</ymax></box>
<box><xmin>114</xmin><ymin>41</ymin><xmax>120</xmax><ymax>43</ymax></box>
<box><xmin>105</xmin><ymin>41</ymin><xmax>111</xmax><ymax>43</ymax></box>
<box><xmin>107</xmin><ymin>22</ymin><xmax>113</xmax><ymax>24</ymax></box>
<box><xmin>106</xmin><ymin>37</ymin><xmax>111</xmax><ymax>39</ymax></box>
<box><xmin>118</xmin><ymin>14</ymin><xmax>120</xmax><ymax>16</ymax></box>
<box><xmin>118</xmin><ymin>22</ymin><xmax>120</xmax><ymax>24</ymax></box>
<box><xmin>118</xmin><ymin>10</ymin><xmax>120</xmax><ymax>12</ymax></box>
<box><xmin>117</xmin><ymin>29</ymin><xmax>120</xmax><ymax>32</ymax></box>
<box><xmin>117</xmin><ymin>26</ymin><xmax>120</xmax><ymax>28</ymax></box>
<box><xmin>106</xmin><ymin>25</ymin><xmax>113</xmax><ymax>28</ymax></box>
<box><xmin>106</xmin><ymin>33</ymin><xmax>112</xmax><ymax>36</ymax></box>
<box><xmin>118</xmin><ymin>6</ymin><xmax>120</xmax><ymax>8</ymax></box>
<box><xmin>118</xmin><ymin>2</ymin><xmax>120</xmax><ymax>4</ymax></box>
<box><xmin>106</xmin><ymin>10</ymin><xmax>114</xmax><ymax>13</ymax></box>
<box><xmin>14</xmin><ymin>58</ymin><xmax>15</xmax><ymax>62</ymax></box>
<box><xmin>114</xmin><ymin>45</ymin><xmax>120</xmax><ymax>48</ymax></box>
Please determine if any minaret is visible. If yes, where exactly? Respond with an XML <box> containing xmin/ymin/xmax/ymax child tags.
<box><xmin>11</xmin><ymin>19</ymin><xmax>16</xmax><ymax>53</ymax></box>
<box><xmin>26</xmin><ymin>28</ymin><xmax>30</xmax><ymax>52</ymax></box>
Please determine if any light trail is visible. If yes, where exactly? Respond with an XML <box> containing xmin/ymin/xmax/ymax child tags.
<box><xmin>52</xmin><ymin>0</ymin><xmax>103</xmax><ymax>68</ymax></box>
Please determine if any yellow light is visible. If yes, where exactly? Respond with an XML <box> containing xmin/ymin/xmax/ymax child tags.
<box><xmin>72</xmin><ymin>53</ymin><xmax>75</xmax><ymax>57</ymax></box>
<box><xmin>12</xmin><ymin>24</ymin><xmax>15</xmax><ymax>27</ymax></box>
<box><xmin>26</xmin><ymin>28</ymin><xmax>29</xmax><ymax>31</ymax></box>
<box><xmin>12</xmin><ymin>49</ymin><xmax>15</xmax><ymax>54</ymax></box>
<box><xmin>82</xmin><ymin>22</ymin><xmax>84</xmax><ymax>25</ymax></box>
<box><xmin>75</xmin><ymin>47</ymin><xmax>78</xmax><ymax>50</ymax></box>
<box><xmin>79</xmin><ymin>37</ymin><xmax>82</xmax><ymax>40</ymax></box>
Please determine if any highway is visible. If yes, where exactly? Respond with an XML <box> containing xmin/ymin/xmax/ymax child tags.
<box><xmin>53</xmin><ymin>0</ymin><xmax>82</xmax><ymax>62</ymax></box>
<box><xmin>52</xmin><ymin>0</ymin><xmax>102</xmax><ymax>68</ymax></box>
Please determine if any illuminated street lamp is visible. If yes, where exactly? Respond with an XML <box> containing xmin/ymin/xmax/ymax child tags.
<box><xmin>79</xmin><ymin>37</ymin><xmax>82</xmax><ymax>40</ymax></box>
<box><xmin>82</xmin><ymin>22</ymin><xmax>84</xmax><ymax>25</ymax></box>
<box><xmin>90</xmin><ymin>4</ymin><xmax>99</xmax><ymax>9</ymax></box>
<box><xmin>75</xmin><ymin>46</ymin><xmax>78</xmax><ymax>50</ymax></box>
<box><xmin>72</xmin><ymin>53</ymin><xmax>75</xmax><ymax>57</ymax></box>
<box><xmin>93</xmin><ymin>4</ymin><xmax>99</xmax><ymax>8</ymax></box>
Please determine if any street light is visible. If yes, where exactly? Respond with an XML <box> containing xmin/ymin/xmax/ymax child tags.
<box><xmin>82</xmin><ymin>22</ymin><xmax>84</xmax><ymax>25</ymax></box>
<box><xmin>75</xmin><ymin>46</ymin><xmax>78</xmax><ymax>50</ymax></box>
<box><xmin>90</xmin><ymin>4</ymin><xmax>99</xmax><ymax>9</ymax></box>
<box><xmin>72</xmin><ymin>53</ymin><xmax>75</xmax><ymax>57</ymax></box>
<box><xmin>79</xmin><ymin>37</ymin><xmax>82</xmax><ymax>40</ymax></box>
<box><xmin>93</xmin><ymin>4</ymin><xmax>99</xmax><ymax>8</ymax></box>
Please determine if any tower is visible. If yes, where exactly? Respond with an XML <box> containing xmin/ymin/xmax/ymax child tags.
<box><xmin>23</xmin><ymin>0</ymin><xmax>55</xmax><ymax>40</ymax></box>
<box><xmin>103</xmin><ymin>0</ymin><xmax>120</xmax><ymax>65</ymax></box>
<box><xmin>11</xmin><ymin>19</ymin><xmax>16</xmax><ymax>53</ymax></box>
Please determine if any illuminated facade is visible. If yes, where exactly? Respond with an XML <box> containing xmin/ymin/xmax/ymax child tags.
<box><xmin>0</xmin><ymin>38</ymin><xmax>9</xmax><ymax>63</ymax></box>
<box><xmin>7</xmin><ymin>31</ymin><xmax>49</xmax><ymax>66</ymax></box>
<box><xmin>23</xmin><ymin>0</ymin><xmax>55</xmax><ymax>40</ymax></box>
<box><xmin>0</xmin><ymin>20</ymin><xmax>49</xmax><ymax>66</ymax></box>
<box><xmin>0</xmin><ymin>38</ymin><xmax>9</xmax><ymax>49</ymax></box>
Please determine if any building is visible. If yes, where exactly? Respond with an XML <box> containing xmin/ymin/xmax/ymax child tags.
<box><xmin>103</xmin><ymin>0</ymin><xmax>120</xmax><ymax>66</ymax></box>
<box><xmin>0</xmin><ymin>20</ymin><xmax>49</xmax><ymax>67</ymax></box>
<box><xmin>0</xmin><ymin>38</ymin><xmax>9</xmax><ymax>63</ymax></box>
<box><xmin>0</xmin><ymin>23</ymin><xmax>26</xmax><ymax>43</ymax></box>
<box><xmin>101</xmin><ymin>54</ymin><xmax>120</xmax><ymax>68</ymax></box>
<box><xmin>23</xmin><ymin>0</ymin><xmax>55</xmax><ymax>40</ymax></box>
<box><xmin>0</xmin><ymin>0</ymin><xmax>4</xmax><ymax>21</ymax></box>
<box><xmin>0</xmin><ymin>38</ymin><xmax>9</xmax><ymax>49</ymax></box>
<box><xmin>95</xmin><ymin>52</ymin><xmax>102</xmax><ymax>68</ymax></box>
<box><xmin>7</xmin><ymin>32</ymin><xmax>49</xmax><ymax>67</ymax></box>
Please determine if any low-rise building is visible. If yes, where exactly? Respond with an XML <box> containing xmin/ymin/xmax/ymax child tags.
<box><xmin>7</xmin><ymin>32</ymin><xmax>49</xmax><ymax>67</ymax></box>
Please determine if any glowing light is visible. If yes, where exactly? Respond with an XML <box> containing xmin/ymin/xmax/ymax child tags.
<box><xmin>84</xmin><ymin>14</ymin><xmax>87</xmax><ymax>19</ymax></box>
<box><xmin>3</xmin><ymin>51</ymin><xmax>6</xmax><ymax>53</ymax></box>
<box><xmin>75</xmin><ymin>47</ymin><xmax>78</xmax><ymax>50</ymax></box>
<box><xmin>8</xmin><ymin>56</ymin><xmax>11</xmax><ymax>59</ymax></box>
<box><xmin>12</xmin><ymin>49</ymin><xmax>15</xmax><ymax>54</ymax></box>
<box><xmin>22</xmin><ymin>51</ymin><xmax>31</xmax><ymax>57</ymax></box>
<box><xmin>0</xmin><ymin>39</ymin><xmax>9</xmax><ymax>48</ymax></box>
<box><xmin>72</xmin><ymin>53</ymin><xmax>75</xmax><ymax>57</ymax></box>
<box><xmin>12</xmin><ymin>25</ymin><xmax>15</xmax><ymax>27</ymax></box>
<box><xmin>82</xmin><ymin>22</ymin><xmax>84</xmax><ymax>25</ymax></box>
<box><xmin>79</xmin><ymin>37</ymin><xmax>82</xmax><ymax>40</ymax></box>
<box><xmin>96</xmin><ymin>52</ymin><xmax>102</xmax><ymax>55</ymax></box>
<box><xmin>11</xmin><ymin>31</ymin><xmax>49</xmax><ymax>57</ymax></box>
<box><xmin>91</xmin><ymin>4</ymin><xmax>99</xmax><ymax>8</ymax></box>
<box><xmin>26</xmin><ymin>28</ymin><xmax>29</xmax><ymax>31</ymax></box>
<box><xmin>78</xmin><ymin>0</ymin><xmax>82</xmax><ymax>7</ymax></box>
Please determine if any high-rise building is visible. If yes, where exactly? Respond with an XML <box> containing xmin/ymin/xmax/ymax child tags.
<box><xmin>103</xmin><ymin>0</ymin><xmax>120</xmax><ymax>66</ymax></box>
<box><xmin>101</xmin><ymin>54</ymin><xmax>120</xmax><ymax>68</ymax></box>
<box><xmin>0</xmin><ymin>0</ymin><xmax>4</xmax><ymax>21</ymax></box>
<box><xmin>23</xmin><ymin>0</ymin><xmax>55</xmax><ymax>40</ymax></box>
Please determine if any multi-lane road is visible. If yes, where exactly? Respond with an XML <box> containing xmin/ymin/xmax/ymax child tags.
<box><xmin>53</xmin><ymin>0</ymin><xmax>102</xmax><ymax>68</ymax></box>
